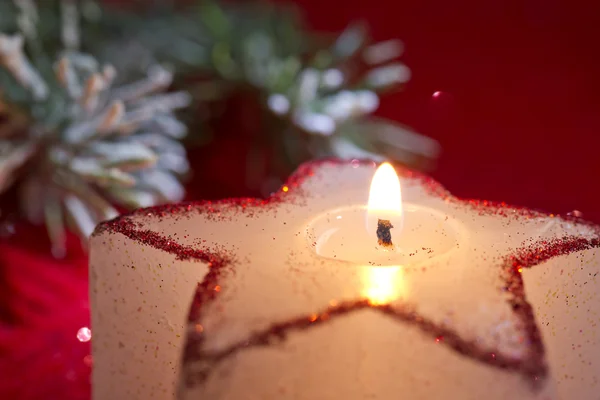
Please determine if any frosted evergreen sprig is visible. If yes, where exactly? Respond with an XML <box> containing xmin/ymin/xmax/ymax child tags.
<box><xmin>84</xmin><ymin>0</ymin><xmax>440</xmax><ymax>169</ymax></box>
<box><xmin>0</xmin><ymin>0</ymin><xmax>191</xmax><ymax>256</ymax></box>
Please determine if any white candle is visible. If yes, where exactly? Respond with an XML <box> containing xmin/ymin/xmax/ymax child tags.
<box><xmin>90</xmin><ymin>159</ymin><xmax>600</xmax><ymax>400</ymax></box>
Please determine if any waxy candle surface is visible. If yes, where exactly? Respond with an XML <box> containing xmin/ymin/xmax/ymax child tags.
<box><xmin>90</xmin><ymin>160</ymin><xmax>600</xmax><ymax>400</ymax></box>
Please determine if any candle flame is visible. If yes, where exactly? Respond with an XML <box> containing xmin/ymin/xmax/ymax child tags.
<box><xmin>361</xmin><ymin>266</ymin><xmax>404</xmax><ymax>305</ymax></box>
<box><xmin>367</xmin><ymin>162</ymin><xmax>402</xmax><ymax>215</ymax></box>
<box><xmin>366</xmin><ymin>163</ymin><xmax>403</xmax><ymax>240</ymax></box>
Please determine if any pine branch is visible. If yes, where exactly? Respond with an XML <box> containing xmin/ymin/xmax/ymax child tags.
<box><xmin>79</xmin><ymin>0</ymin><xmax>439</xmax><ymax>168</ymax></box>
<box><xmin>0</xmin><ymin>0</ymin><xmax>192</xmax><ymax>256</ymax></box>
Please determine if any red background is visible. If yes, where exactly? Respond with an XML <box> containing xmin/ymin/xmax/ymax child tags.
<box><xmin>2</xmin><ymin>1</ymin><xmax>600</xmax><ymax>399</ymax></box>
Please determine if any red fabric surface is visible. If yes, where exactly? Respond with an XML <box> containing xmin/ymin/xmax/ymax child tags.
<box><xmin>0</xmin><ymin>225</ymin><xmax>91</xmax><ymax>400</ymax></box>
<box><xmin>1</xmin><ymin>1</ymin><xmax>600</xmax><ymax>399</ymax></box>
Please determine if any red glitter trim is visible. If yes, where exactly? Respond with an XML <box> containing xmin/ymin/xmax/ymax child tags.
<box><xmin>180</xmin><ymin>235</ymin><xmax>600</xmax><ymax>389</ymax></box>
<box><xmin>93</xmin><ymin>158</ymin><xmax>598</xmax><ymax>225</ymax></box>
<box><xmin>97</xmin><ymin>218</ymin><xmax>230</xmax><ymax>264</ymax></box>
<box><xmin>183</xmin><ymin>299</ymin><xmax>541</xmax><ymax>388</ymax></box>
<box><xmin>94</xmin><ymin>158</ymin><xmax>600</xmax><ymax>391</ymax></box>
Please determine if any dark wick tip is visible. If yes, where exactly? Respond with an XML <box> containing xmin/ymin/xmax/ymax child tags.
<box><xmin>376</xmin><ymin>219</ymin><xmax>394</xmax><ymax>248</ymax></box>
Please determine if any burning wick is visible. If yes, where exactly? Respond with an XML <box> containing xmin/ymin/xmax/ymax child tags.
<box><xmin>377</xmin><ymin>219</ymin><xmax>394</xmax><ymax>248</ymax></box>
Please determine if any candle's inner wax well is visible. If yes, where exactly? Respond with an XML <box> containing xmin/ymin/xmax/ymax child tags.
<box><xmin>306</xmin><ymin>204</ymin><xmax>462</xmax><ymax>266</ymax></box>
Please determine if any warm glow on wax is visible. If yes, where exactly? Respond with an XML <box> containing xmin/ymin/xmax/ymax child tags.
<box><xmin>361</xmin><ymin>266</ymin><xmax>404</xmax><ymax>305</ymax></box>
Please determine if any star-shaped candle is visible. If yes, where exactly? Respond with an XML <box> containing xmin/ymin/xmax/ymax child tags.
<box><xmin>90</xmin><ymin>160</ymin><xmax>600</xmax><ymax>400</ymax></box>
